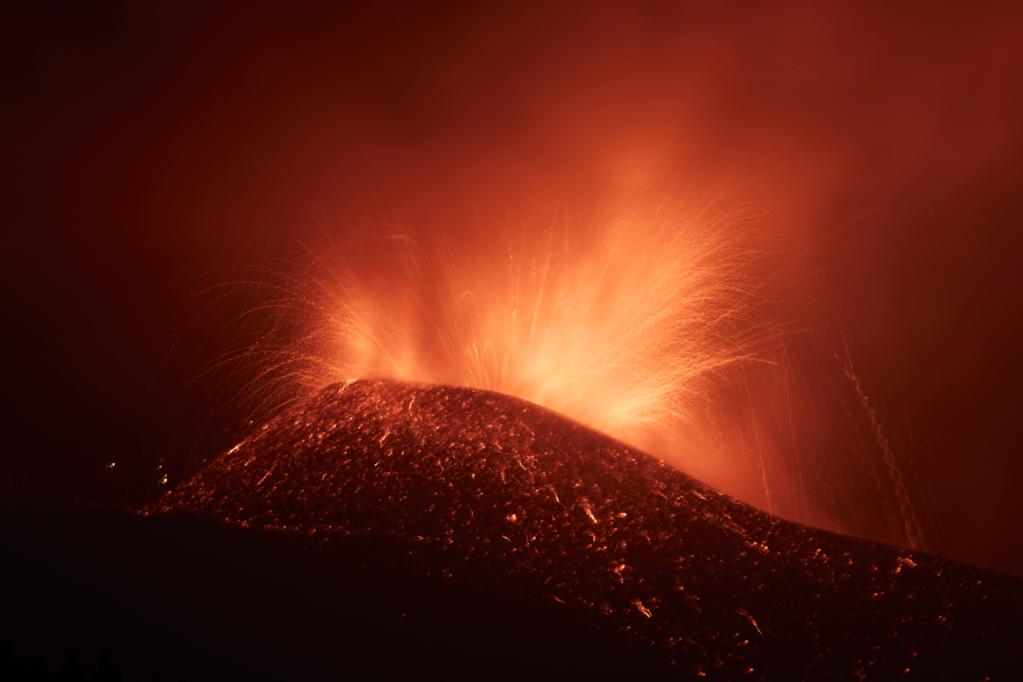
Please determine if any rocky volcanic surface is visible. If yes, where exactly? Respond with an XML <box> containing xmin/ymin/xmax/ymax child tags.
<box><xmin>148</xmin><ymin>380</ymin><xmax>1023</xmax><ymax>679</ymax></box>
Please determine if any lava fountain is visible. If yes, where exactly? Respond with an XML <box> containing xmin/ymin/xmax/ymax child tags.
<box><xmin>223</xmin><ymin>201</ymin><xmax>778</xmax><ymax>486</ymax></box>
<box><xmin>208</xmin><ymin>197</ymin><xmax>922</xmax><ymax>548</ymax></box>
<box><xmin>323</xmin><ymin>204</ymin><xmax>765</xmax><ymax>448</ymax></box>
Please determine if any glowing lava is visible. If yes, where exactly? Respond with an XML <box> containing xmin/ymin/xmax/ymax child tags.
<box><xmin>215</xmin><ymin>199</ymin><xmax>924</xmax><ymax>550</ymax></box>
<box><xmin>249</xmin><ymin>201</ymin><xmax>771</xmax><ymax>464</ymax></box>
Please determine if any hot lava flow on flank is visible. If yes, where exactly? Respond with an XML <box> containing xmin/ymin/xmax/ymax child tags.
<box><xmin>144</xmin><ymin>379</ymin><xmax>1022</xmax><ymax>679</ymax></box>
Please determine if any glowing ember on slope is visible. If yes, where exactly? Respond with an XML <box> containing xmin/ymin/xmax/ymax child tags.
<box><xmin>152</xmin><ymin>381</ymin><xmax>1023</xmax><ymax>677</ymax></box>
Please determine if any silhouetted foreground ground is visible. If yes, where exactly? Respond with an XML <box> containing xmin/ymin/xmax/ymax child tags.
<box><xmin>4</xmin><ymin>510</ymin><xmax>655</xmax><ymax>680</ymax></box>
<box><xmin>4</xmin><ymin>380</ymin><xmax>1022</xmax><ymax>679</ymax></box>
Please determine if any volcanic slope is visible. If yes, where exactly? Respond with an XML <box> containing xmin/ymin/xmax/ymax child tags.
<box><xmin>153</xmin><ymin>380</ymin><xmax>1023</xmax><ymax>678</ymax></box>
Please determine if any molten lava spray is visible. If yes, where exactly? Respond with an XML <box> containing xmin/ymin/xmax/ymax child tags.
<box><xmin>214</xmin><ymin>195</ymin><xmax>924</xmax><ymax>551</ymax></box>
<box><xmin>234</xmin><ymin>200</ymin><xmax>774</xmax><ymax>459</ymax></box>
<box><xmin>327</xmin><ymin>203</ymin><xmax>767</xmax><ymax>453</ymax></box>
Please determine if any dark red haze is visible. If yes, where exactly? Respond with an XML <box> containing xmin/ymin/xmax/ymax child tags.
<box><xmin>8</xmin><ymin>3</ymin><xmax>1023</xmax><ymax>576</ymax></box>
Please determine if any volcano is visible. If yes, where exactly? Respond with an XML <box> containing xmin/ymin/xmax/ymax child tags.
<box><xmin>5</xmin><ymin>380</ymin><xmax>1021</xmax><ymax>679</ymax></box>
<box><xmin>148</xmin><ymin>380</ymin><xmax>1020</xmax><ymax>678</ymax></box>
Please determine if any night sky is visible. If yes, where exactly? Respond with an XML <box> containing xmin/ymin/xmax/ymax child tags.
<box><xmin>7</xmin><ymin>2</ymin><xmax>1023</xmax><ymax>575</ymax></box>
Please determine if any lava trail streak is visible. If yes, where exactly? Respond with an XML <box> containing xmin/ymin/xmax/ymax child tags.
<box><xmin>152</xmin><ymin>380</ymin><xmax>1022</xmax><ymax>679</ymax></box>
